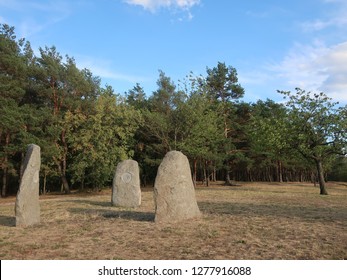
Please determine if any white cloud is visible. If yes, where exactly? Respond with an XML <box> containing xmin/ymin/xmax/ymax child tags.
<box><xmin>76</xmin><ymin>55</ymin><xmax>149</xmax><ymax>84</ymax></box>
<box><xmin>268</xmin><ymin>41</ymin><xmax>347</xmax><ymax>103</ymax></box>
<box><xmin>301</xmin><ymin>0</ymin><xmax>347</xmax><ymax>32</ymax></box>
<box><xmin>241</xmin><ymin>1</ymin><xmax>347</xmax><ymax>104</ymax></box>
<box><xmin>0</xmin><ymin>0</ymin><xmax>72</xmax><ymax>38</ymax></box>
<box><xmin>301</xmin><ymin>17</ymin><xmax>347</xmax><ymax>32</ymax></box>
<box><xmin>124</xmin><ymin>0</ymin><xmax>200</xmax><ymax>13</ymax></box>
<box><xmin>239</xmin><ymin>70</ymin><xmax>273</xmax><ymax>88</ymax></box>
<box><xmin>316</xmin><ymin>42</ymin><xmax>347</xmax><ymax>99</ymax></box>
<box><xmin>238</xmin><ymin>68</ymin><xmax>284</xmax><ymax>103</ymax></box>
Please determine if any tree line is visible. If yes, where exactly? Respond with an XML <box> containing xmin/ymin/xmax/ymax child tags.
<box><xmin>1</xmin><ymin>23</ymin><xmax>346</xmax><ymax>197</ymax></box>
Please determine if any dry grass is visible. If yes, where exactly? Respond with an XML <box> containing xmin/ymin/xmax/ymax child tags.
<box><xmin>0</xmin><ymin>182</ymin><xmax>346</xmax><ymax>260</ymax></box>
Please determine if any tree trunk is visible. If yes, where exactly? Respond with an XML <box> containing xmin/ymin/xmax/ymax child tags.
<box><xmin>267</xmin><ymin>167</ymin><xmax>273</xmax><ymax>182</ymax></box>
<box><xmin>1</xmin><ymin>133</ymin><xmax>10</xmax><ymax>197</ymax></box>
<box><xmin>204</xmin><ymin>161</ymin><xmax>210</xmax><ymax>187</ymax></box>
<box><xmin>205</xmin><ymin>160</ymin><xmax>210</xmax><ymax>187</ymax></box>
<box><xmin>277</xmin><ymin>161</ymin><xmax>283</xmax><ymax>183</ymax></box>
<box><xmin>57</xmin><ymin>162</ymin><xmax>70</xmax><ymax>194</ymax></box>
<box><xmin>1</xmin><ymin>167</ymin><xmax>8</xmax><ymax>197</ymax></box>
<box><xmin>225</xmin><ymin>169</ymin><xmax>233</xmax><ymax>186</ymax></box>
<box><xmin>142</xmin><ymin>175</ymin><xmax>147</xmax><ymax>188</ymax></box>
<box><xmin>300</xmin><ymin>171</ymin><xmax>304</xmax><ymax>182</ymax></box>
<box><xmin>212</xmin><ymin>165</ymin><xmax>216</xmax><ymax>182</ymax></box>
<box><xmin>43</xmin><ymin>171</ymin><xmax>47</xmax><ymax>195</ymax></box>
<box><xmin>315</xmin><ymin>159</ymin><xmax>328</xmax><ymax>195</ymax></box>
<box><xmin>61</xmin><ymin>173</ymin><xmax>70</xmax><ymax>194</ymax></box>
<box><xmin>80</xmin><ymin>177</ymin><xmax>85</xmax><ymax>191</ymax></box>
<box><xmin>60</xmin><ymin>129</ymin><xmax>70</xmax><ymax>194</ymax></box>
<box><xmin>19</xmin><ymin>152</ymin><xmax>25</xmax><ymax>181</ymax></box>
<box><xmin>192</xmin><ymin>159</ymin><xmax>197</xmax><ymax>188</ymax></box>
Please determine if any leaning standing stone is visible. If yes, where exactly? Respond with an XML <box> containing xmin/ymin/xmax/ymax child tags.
<box><xmin>112</xmin><ymin>159</ymin><xmax>141</xmax><ymax>208</ymax></box>
<box><xmin>154</xmin><ymin>151</ymin><xmax>201</xmax><ymax>223</ymax></box>
<box><xmin>15</xmin><ymin>144</ymin><xmax>41</xmax><ymax>227</ymax></box>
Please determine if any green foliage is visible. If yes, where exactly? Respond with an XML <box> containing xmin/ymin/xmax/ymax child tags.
<box><xmin>126</xmin><ymin>83</ymin><xmax>147</xmax><ymax>109</ymax></box>
<box><xmin>278</xmin><ymin>88</ymin><xmax>347</xmax><ymax>193</ymax></box>
<box><xmin>0</xmin><ymin>24</ymin><xmax>34</xmax><ymax>196</ymax></box>
<box><xmin>141</xmin><ymin>71</ymin><xmax>185</xmax><ymax>153</ymax></box>
<box><xmin>279</xmin><ymin>88</ymin><xmax>346</xmax><ymax>161</ymax></box>
<box><xmin>2</xmin><ymin>22</ymin><xmax>346</xmax><ymax>197</ymax></box>
<box><xmin>177</xmin><ymin>92</ymin><xmax>225</xmax><ymax>163</ymax></box>
<box><xmin>206</xmin><ymin>62</ymin><xmax>244</xmax><ymax>102</ymax></box>
<box><xmin>328</xmin><ymin>156</ymin><xmax>347</xmax><ymax>182</ymax></box>
<box><xmin>249</xmin><ymin>100</ymin><xmax>289</xmax><ymax>159</ymax></box>
<box><xmin>66</xmin><ymin>93</ymin><xmax>142</xmax><ymax>188</ymax></box>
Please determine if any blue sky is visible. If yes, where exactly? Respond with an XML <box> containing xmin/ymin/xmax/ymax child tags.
<box><xmin>1</xmin><ymin>0</ymin><xmax>346</xmax><ymax>104</ymax></box>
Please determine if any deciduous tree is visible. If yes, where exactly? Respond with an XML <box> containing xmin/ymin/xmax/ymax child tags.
<box><xmin>278</xmin><ymin>88</ymin><xmax>347</xmax><ymax>194</ymax></box>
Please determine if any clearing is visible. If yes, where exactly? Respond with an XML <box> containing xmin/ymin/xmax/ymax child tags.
<box><xmin>0</xmin><ymin>182</ymin><xmax>346</xmax><ymax>259</ymax></box>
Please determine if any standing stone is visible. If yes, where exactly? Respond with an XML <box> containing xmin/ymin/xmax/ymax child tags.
<box><xmin>15</xmin><ymin>144</ymin><xmax>41</xmax><ymax>227</ymax></box>
<box><xmin>154</xmin><ymin>151</ymin><xmax>201</xmax><ymax>223</ymax></box>
<box><xmin>112</xmin><ymin>159</ymin><xmax>141</xmax><ymax>208</ymax></box>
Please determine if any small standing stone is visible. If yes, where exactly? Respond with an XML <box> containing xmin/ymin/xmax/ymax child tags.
<box><xmin>15</xmin><ymin>144</ymin><xmax>41</xmax><ymax>227</ymax></box>
<box><xmin>154</xmin><ymin>151</ymin><xmax>201</xmax><ymax>223</ymax></box>
<box><xmin>112</xmin><ymin>159</ymin><xmax>141</xmax><ymax>208</ymax></box>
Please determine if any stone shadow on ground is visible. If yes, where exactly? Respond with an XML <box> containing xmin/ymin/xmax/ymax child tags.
<box><xmin>102</xmin><ymin>210</ymin><xmax>154</xmax><ymax>222</ymax></box>
<box><xmin>68</xmin><ymin>208</ymin><xmax>155</xmax><ymax>222</ymax></box>
<box><xmin>66</xmin><ymin>199</ymin><xmax>112</xmax><ymax>207</ymax></box>
<box><xmin>0</xmin><ymin>215</ymin><xmax>15</xmax><ymax>227</ymax></box>
<box><xmin>196</xmin><ymin>185</ymin><xmax>307</xmax><ymax>194</ymax></box>
<box><xmin>198</xmin><ymin>201</ymin><xmax>347</xmax><ymax>223</ymax></box>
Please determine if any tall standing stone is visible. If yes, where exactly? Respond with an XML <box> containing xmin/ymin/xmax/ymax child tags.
<box><xmin>15</xmin><ymin>144</ymin><xmax>41</xmax><ymax>227</ymax></box>
<box><xmin>112</xmin><ymin>159</ymin><xmax>141</xmax><ymax>208</ymax></box>
<box><xmin>154</xmin><ymin>151</ymin><xmax>201</xmax><ymax>223</ymax></box>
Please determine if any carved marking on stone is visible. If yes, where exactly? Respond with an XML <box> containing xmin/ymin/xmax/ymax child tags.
<box><xmin>121</xmin><ymin>172</ymin><xmax>132</xmax><ymax>183</ymax></box>
<box><xmin>112</xmin><ymin>160</ymin><xmax>141</xmax><ymax>208</ymax></box>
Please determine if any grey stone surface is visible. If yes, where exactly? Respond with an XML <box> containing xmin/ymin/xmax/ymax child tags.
<box><xmin>112</xmin><ymin>159</ymin><xmax>141</xmax><ymax>208</ymax></box>
<box><xmin>154</xmin><ymin>151</ymin><xmax>201</xmax><ymax>223</ymax></box>
<box><xmin>15</xmin><ymin>144</ymin><xmax>41</xmax><ymax>227</ymax></box>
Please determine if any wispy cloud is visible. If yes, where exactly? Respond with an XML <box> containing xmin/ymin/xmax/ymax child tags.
<box><xmin>238</xmin><ymin>68</ymin><xmax>285</xmax><ymax>103</ymax></box>
<box><xmin>76</xmin><ymin>55</ymin><xmax>149</xmax><ymax>84</ymax></box>
<box><xmin>239</xmin><ymin>70</ymin><xmax>273</xmax><ymax>88</ymax></box>
<box><xmin>240</xmin><ymin>40</ymin><xmax>347</xmax><ymax>104</ymax></box>
<box><xmin>267</xmin><ymin>41</ymin><xmax>347</xmax><ymax>102</ymax></box>
<box><xmin>253</xmin><ymin>0</ymin><xmax>347</xmax><ymax>104</ymax></box>
<box><xmin>0</xmin><ymin>0</ymin><xmax>72</xmax><ymax>38</ymax></box>
<box><xmin>316</xmin><ymin>42</ymin><xmax>347</xmax><ymax>99</ymax></box>
<box><xmin>301</xmin><ymin>17</ymin><xmax>347</xmax><ymax>32</ymax></box>
<box><xmin>301</xmin><ymin>0</ymin><xmax>347</xmax><ymax>32</ymax></box>
<box><xmin>124</xmin><ymin>0</ymin><xmax>200</xmax><ymax>17</ymax></box>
